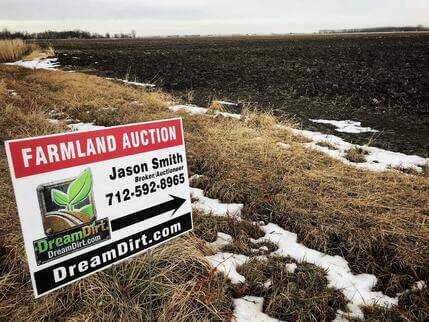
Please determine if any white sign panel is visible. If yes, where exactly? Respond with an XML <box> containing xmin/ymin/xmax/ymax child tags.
<box><xmin>5</xmin><ymin>118</ymin><xmax>193</xmax><ymax>297</ymax></box>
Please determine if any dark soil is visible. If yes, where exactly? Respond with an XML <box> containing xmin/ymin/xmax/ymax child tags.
<box><xmin>45</xmin><ymin>33</ymin><xmax>429</xmax><ymax>156</ymax></box>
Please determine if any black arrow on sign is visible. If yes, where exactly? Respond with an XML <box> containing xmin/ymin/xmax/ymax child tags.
<box><xmin>110</xmin><ymin>195</ymin><xmax>186</xmax><ymax>232</ymax></box>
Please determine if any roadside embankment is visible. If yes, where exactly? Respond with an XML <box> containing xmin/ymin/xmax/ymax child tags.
<box><xmin>0</xmin><ymin>64</ymin><xmax>427</xmax><ymax>321</ymax></box>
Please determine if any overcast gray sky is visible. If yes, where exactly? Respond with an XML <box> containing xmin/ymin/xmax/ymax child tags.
<box><xmin>1</xmin><ymin>0</ymin><xmax>428</xmax><ymax>35</ymax></box>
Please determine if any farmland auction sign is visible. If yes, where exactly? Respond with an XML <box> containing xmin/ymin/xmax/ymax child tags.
<box><xmin>5</xmin><ymin>118</ymin><xmax>193</xmax><ymax>298</ymax></box>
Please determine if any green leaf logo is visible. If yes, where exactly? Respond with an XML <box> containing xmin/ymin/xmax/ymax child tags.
<box><xmin>51</xmin><ymin>169</ymin><xmax>93</xmax><ymax>213</ymax></box>
<box><xmin>79</xmin><ymin>204</ymin><xmax>94</xmax><ymax>216</ymax></box>
<box><xmin>67</xmin><ymin>169</ymin><xmax>92</xmax><ymax>206</ymax></box>
<box><xmin>51</xmin><ymin>189</ymin><xmax>68</xmax><ymax>206</ymax></box>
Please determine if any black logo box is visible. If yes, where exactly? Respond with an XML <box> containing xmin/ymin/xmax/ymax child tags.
<box><xmin>36</xmin><ymin>171</ymin><xmax>98</xmax><ymax>236</ymax></box>
<box><xmin>34</xmin><ymin>213</ymin><xmax>192</xmax><ymax>297</ymax></box>
<box><xmin>33</xmin><ymin>218</ymin><xmax>111</xmax><ymax>265</ymax></box>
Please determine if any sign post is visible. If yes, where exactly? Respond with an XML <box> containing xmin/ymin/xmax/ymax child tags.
<box><xmin>147</xmin><ymin>249</ymin><xmax>153</xmax><ymax>321</ymax></box>
<box><xmin>111</xmin><ymin>265</ymin><xmax>119</xmax><ymax>318</ymax></box>
<box><xmin>5</xmin><ymin>118</ymin><xmax>193</xmax><ymax>298</ymax></box>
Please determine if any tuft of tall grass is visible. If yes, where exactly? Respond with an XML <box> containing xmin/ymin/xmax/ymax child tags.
<box><xmin>345</xmin><ymin>146</ymin><xmax>369</xmax><ymax>163</ymax></box>
<box><xmin>208</xmin><ymin>100</ymin><xmax>227</xmax><ymax>113</ymax></box>
<box><xmin>23</xmin><ymin>46</ymin><xmax>55</xmax><ymax>61</ymax></box>
<box><xmin>0</xmin><ymin>39</ymin><xmax>37</xmax><ymax>63</ymax></box>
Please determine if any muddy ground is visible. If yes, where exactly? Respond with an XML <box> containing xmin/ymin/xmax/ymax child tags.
<box><xmin>45</xmin><ymin>33</ymin><xmax>429</xmax><ymax>156</ymax></box>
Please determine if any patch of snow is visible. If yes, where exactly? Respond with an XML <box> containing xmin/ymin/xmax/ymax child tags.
<box><xmin>101</xmin><ymin>107</ymin><xmax>118</xmax><ymax>112</ymax></box>
<box><xmin>174</xmin><ymin>106</ymin><xmax>426</xmax><ymax>173</ymax></box>
<box><xmin>251</xmin><ymin>245</ymin><xmax>269</xmax><ymax>253</ymax></box>
<box><xmin>189</xmin><ymin>174</ymin><xmax>203</xmax><ymax>184</ymax></box>
<box><xmin>194</xmin><ymin>179</ymin><xmax>407</xmax><ymax>320</ymax></box>
<box><xmin>276</xmin><ymin>142</ymin><xmax>290</xmax><ymax>150</ymax></box>
<box><xmin>206</xmin><ymin>232</ymin><xmax>233</xmax><ymax>251</ymax></box>
<box><xmin>257</xmin><ymin>223</ymin><xmax>398</xmax><ymax>318</ymax></box>
<box><xmin>335</xmin><ymin>304</ymin><xmax>365</xmax><ymax>321</ymax></box>
<box><xmin>395</xmin><ymin>280</ymin><xmax>427</xmax><ymax>300</ymax></box>
<box><xmin>190</xmin><ymin>187</ymin><xmax>243</xmax><ymax>218</ymax></box>
<box><xmin>215</xmin><ymin>100</ymin><xmax>238</xmax><ymax>106</ymax></box>
<box><xmin>130</xmin><ymin>100</ymin><xmax>144</xmax><ymax>107</ymax></box>
<box><xmin>215</xmin><ymin>111</ymin><xmax>242</xmax><ymax>120</ymax></box>
<box><xmin>412</xmin><ymin>280</ymin><xmax>427</xmax><ymax>290</ymax></box>
<box><xmin>285</xmin><ymin>263</ymin><xmax>297</xmax><ymax>273</ymax></box>
<box><xmin>106</xmin><ymin>77</ymin><xmax>156</xmax><ymax>88</ymax></box>
<box><xmin>170</xmin><ymin>104</ymin><xmax>208</xmax><ymax>115</ymax></box>
<box><xmin>48</xmin><ymin>119</ymin><xmax>61</xmax><ymax>125</ymax></box>
<box><xmin>5</xmin><ymin>58</ymin><xmax>60</xmax><ymax>70</ymax></box>
<box><xmin>68</xmin><ymin>123</ymin><xmax>106</xmax><ymax>131</ymax></box>
<box><xmin>169</xmin><ymin>104</ymin><xmax>241</xmax><ymax>120</ymax></box>
<box><xmin>233</xmin><ymin>296</ymin><xmax>280</xmax><ymax>322</ymax></box>
<box><xmin>263</xmin><ymin>280</ymin><xmax>272</xmax><ymax>288</ymax></box>
<box><xmin>205</xmin><ymin>253</ymin><xmax>248</xmax><ymax>284</ymax></box>
<box><xmin>291</xmin><ymin>128</ymin><xmax>428</xmax><ymax>172</ymax></box>
<box><xmin>310</xmin><ymin>119</ymin><xmax>378</xmax><ymax>134</ymax></box>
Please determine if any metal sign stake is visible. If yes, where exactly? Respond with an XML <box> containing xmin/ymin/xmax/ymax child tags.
<box><xmin>147</xmin><ymin>249</ymin><xmax>153</xmax><ymax>322</ymax></box>
<box><xmin>111</xmin><ymin>265</ymin><xmax>119</xmax><ymax>319</ymax></box>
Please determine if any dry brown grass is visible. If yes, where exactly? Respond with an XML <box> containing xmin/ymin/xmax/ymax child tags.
<box><xmin>184</xmin><ymin>114</ymin><xmax>428</xmax><ymax>297</ymax></box>
<box><xmin>0</xmin><ymin>234</ymin><xmax>233</xmax><ymax>321</ymax></box>
<box><xmin>193</xmin><ymin>211</ymin><xmax>276</xmax><ymax>256</ymax></box>
<box><xmin>23</xmin><ymin>46</ymin><xmax>55</xmax><ymax>61</ymax></box>
<box><xmin>362</xmin><ymin>286</ymin><xmax>429</xmax><ymax>321</ymax></box>
<box><xmin>0</xmin><ymin>39</ymin><xmax>38</xmax><ymax>63</ymax></box>
<box><xmin>237</xmin><ymin>257</ymin><xmax>347</xmax><ymax>321</ymax></box>
<box><xmin>208</xmin><ymin>100</ymin><xmax>227</xmax><ymax>113</ymax></box>
<box><xmin>0</xmin><ymin>66</ymin><xmax>232</xmax><ymax>321</ymax></box>
<box><xmin>183</xmin><ymin>89</ymin><xmax>195</xmax><ymax>103</ymax></box>
<box><xmin>0</xmin><ymin>65</ymin><xmax>172</xmax><ymax>130</ymax></box>
<box><xmin>0</xmin><ymin>79</ymin><xmax>7</xmax><ymax>98</ymax></box>
<box><xmin>0</xmin><ymin>65</ymin><xmax>428</xmax><ymax>320</ymax></box>
<box><xmin>242</xmin><ymin>109</ymin><xmax>278</xmax><ymax>129</ymax></box>
<box><xmin>345</xmin><ymin>146</ymin><xmax>369</xmax><ymax>163</ymax></box>
<box><xmin>316</xmin><ymin>141</ymin><xmax>337</xmax><ymax>150</ymax></box>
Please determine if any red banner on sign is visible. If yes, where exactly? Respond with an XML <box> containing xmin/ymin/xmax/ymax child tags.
<box><xmin>7</xmin><ymin>118</ymin><xmax>183</xmax><ymax>179</ymax></box>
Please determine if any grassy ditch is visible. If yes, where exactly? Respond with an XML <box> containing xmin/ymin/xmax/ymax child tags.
<box><xmin>0</xmin><ymin>65</ymin><xmax>428</xmax><ymax>320</ymax></box>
